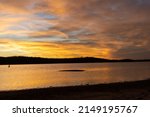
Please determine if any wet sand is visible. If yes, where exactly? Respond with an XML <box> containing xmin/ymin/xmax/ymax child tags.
<box><xmin>0</xmin><ymin>79</ymin><xmax>150</xmax><ymax>100</ymax></box>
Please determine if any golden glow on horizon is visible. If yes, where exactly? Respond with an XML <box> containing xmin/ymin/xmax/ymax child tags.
<box><xmin>0</xmin><ymin>0</ymin><xmax>149</xmax><ymax>59</ymax></box>
<box><xmin>0</xmin><ymin>39</ymin><xmax>112</xmax><ymax>58</ymax></box>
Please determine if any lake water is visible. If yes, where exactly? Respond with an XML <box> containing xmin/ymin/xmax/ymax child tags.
<box><xmin>0</xmin><ymin>62</ymin><xmax>150</xmax><ymax>91</ymax></box>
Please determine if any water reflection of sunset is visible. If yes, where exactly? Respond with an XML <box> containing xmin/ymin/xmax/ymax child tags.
<box><xmin>0</xmin><ymin>63</ymin><xmax>150</xmax><ymax>91</ymax></box>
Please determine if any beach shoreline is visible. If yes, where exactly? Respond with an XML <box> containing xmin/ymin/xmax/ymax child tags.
<box><xmin>0</xmin><ymin>79</ymin><xmax>150</xmax><ymax>100</ymax></box>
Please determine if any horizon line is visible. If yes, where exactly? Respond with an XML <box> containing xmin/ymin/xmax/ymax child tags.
<box><xmin>0</xmin><ymin>56</ymin><xmax>150</xmax><ymax>61</ymax></box>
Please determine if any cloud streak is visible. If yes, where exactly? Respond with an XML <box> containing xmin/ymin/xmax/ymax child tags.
<box><xmin>0</xmin><ymin>0</ymin><xmax>150</xmax><ymax>59</ymax></box>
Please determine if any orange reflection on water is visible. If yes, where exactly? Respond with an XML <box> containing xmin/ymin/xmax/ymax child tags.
<box><xmin>0</xmin><ymin>62</ymin><xmax>150</xmax><ymax>91</ymax></box>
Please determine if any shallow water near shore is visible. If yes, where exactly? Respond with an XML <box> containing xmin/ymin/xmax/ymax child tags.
<box><xmin>0</xmin><ymin>62</ymin><xmax>150</xmax><ymax>91</ymax></box>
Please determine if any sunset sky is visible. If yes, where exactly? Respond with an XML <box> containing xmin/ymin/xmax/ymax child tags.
<box><xmin>0</xmin><ymin>0</ymin><xmax>150</xmax><ymax>59</ymax></box>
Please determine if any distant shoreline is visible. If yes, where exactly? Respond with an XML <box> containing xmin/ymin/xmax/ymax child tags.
<box><xmin>0</xmin><ymin>56</ymin><xmax>150</xmax><ymax>65</ymax></box>
<box><xmin>0</xmin><ymin>79</ymin><xmax>150</xmax><ymax>100</ymax></box>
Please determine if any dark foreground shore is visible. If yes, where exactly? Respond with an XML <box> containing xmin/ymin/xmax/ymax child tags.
<box><xmin>0</xmin><ymin>79</ymin><xmax>150</xmax><ymax>100</ymax></box>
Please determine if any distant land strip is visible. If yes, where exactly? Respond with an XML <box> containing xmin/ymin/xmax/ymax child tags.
<box><xmin>0</xmin><ymin>56</ymin><xmax>150</xmax><ymax>65</ymax></box>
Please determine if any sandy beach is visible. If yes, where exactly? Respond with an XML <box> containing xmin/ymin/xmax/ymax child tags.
<box><xmin>0</xmin><ymin>79</ymin><xmax>150</xmax><ymax>100</ymax></box>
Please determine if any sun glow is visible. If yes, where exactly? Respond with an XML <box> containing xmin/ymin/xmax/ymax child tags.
<box><xmin>0</xmin><ymin>0</ymin><xmax>149</xmax><ymax>59</ymax></box>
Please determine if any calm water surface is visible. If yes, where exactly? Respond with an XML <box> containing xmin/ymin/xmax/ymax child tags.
<box><xmin>0</xmin><ymin>62</ymin><xmax>150</xmax><ymax>91</ymax></box>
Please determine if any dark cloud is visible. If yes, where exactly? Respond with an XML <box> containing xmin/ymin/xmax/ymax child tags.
<box><xmin>113</xmin><ymin>46</ymin><xmax>150</xmax><ymax>59</ymax></box>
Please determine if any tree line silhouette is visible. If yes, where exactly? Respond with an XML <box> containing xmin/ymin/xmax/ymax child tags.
<box><xmin>0</xmin><ymin>56</ymin><xmax>149</xmax><ymax>65</ymax></box>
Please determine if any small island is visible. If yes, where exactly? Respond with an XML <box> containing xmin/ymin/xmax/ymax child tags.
<box><xmin>60</xmin><ymin>70</ymin><xmax>85</xmax><ymax>72</ymax></box>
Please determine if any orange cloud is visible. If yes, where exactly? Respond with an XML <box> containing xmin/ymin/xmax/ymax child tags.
<box><xmin>0</xmin><ymin>39</ymin><xmax>112</xmax><ymax>58</ymax></box>
<box><xmin>0</xmin><ymin>0</ymin><xmax>150</xmax><ymax>59</ymax></box>
<box><xmin>29</xmin><ymin>30</ymin><xmax>69</xmax><ymax>39</ymax></box>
